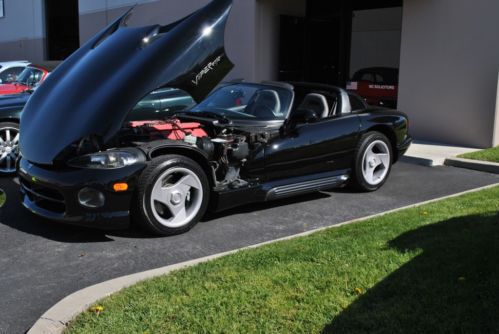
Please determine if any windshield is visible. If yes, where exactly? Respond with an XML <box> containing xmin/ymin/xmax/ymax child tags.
<box><xmin>15</xmin><ymin>67</ymin><xmax>44</xmax><ymax>86</ymax></box>
<box><xmin>189</xmin><ymin>84</ymin><xmax>293</xmax><ymax>121</ymax></box>
<box><xmin>126</xmin><ymin>88</ymin><xmax>196</xmax><ymax>122</ymax></box>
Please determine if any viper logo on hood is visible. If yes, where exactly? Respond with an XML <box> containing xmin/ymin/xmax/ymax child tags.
<box><xmin>20</xmin><ymin>0</ymin><xmax>234</xmax><ymax>165</ymax></box>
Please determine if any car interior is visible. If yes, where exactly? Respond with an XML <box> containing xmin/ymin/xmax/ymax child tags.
<box><xmin>245</xmin><ymin>89</ymin><xmax>283</xmax><ymax>118</ymax></box>
<box><xmin>290</xmin><ymin>87</ymin><xmax>341</xmax><ymax>120</ymax></box>
<box><xmin>297</xmin><ymin>93</ymin><xmax>330</xmax><ymax>118</ymax></box>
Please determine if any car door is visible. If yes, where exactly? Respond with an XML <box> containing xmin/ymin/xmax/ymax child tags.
<box><xmin>263</xmin><ymin>113</ymin><xmax>360</xmax><ymax>181</ymax></box>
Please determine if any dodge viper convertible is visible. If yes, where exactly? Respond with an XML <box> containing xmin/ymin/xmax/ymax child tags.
<box><xmin>17</xmin><ymin>0</ymin><xmax>411</xmax><ymax>236</ymax></box>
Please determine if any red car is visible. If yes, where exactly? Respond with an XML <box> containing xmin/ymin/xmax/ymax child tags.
<box><xmin>0</xmin><ymin>63</ymin><xmax>58</xmax><ymax>96</ymax></box>
<box><xmin>347</xmin><ymin>67</ymin><xmax>399</xmax><ymax>109</ymax></box>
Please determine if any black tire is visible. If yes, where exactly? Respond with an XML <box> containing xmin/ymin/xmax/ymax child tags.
<box><xmin>0</xmin><ymin>122</ymin><xmax>20</xmax><ymax>176</ymax></box>
<box><xmin>132</xmin><ymin>155</ymin><xmax>210</xmax><ymax>236</ymax></box>
<box><xmin>352</xmin><ymin>131</ymin><xmax>393</xmax><ymax>192</ymax></box>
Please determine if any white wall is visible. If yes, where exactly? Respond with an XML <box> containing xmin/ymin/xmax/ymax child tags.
<box><xmin>78</xmin><ymin>0</ymin><xmax>258</xmax><ymax>81</ymax></box>
<box><xmin>0</xmin><ymin>0</ymin><xmax>45</xmax><ymax>61</ymax></box>
<box><xmin>0</xmin><ymin>0</ymin><xmax>44</xmax><ymax>42</ymax></box>
<box><xmin>399</xmin><ymin>0</ymin><xmax>499</xmax><ymax>148</ymax></box>
<box><xmin>79</xmin><ymin>0</ymin><xmax>159</xmax><ymax>14</ymax></box>
<box><xmin>350</xmin><ymin>7</ymin><xmax>402</xmax><ymax>76</ymax></box>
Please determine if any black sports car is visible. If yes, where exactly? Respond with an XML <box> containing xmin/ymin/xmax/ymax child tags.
<box><xmin>17</xmin><ymin>0</ymin><xmax>411</xmax><ymax>235</ymax></box>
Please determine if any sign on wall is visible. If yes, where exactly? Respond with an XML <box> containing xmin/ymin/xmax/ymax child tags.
<box><xmin>0</xmin><ymin>0</ymin><xmax>4</xmax><ymax>18</ymax></box>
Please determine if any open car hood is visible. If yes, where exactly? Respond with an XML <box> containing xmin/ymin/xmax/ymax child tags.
<box><xmin>20</xmin><ymin>0</ymin><xmax>234</xmax><ymax>165</ymax></box>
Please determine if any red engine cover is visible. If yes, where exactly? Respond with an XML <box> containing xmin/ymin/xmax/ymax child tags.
<box><xmin>129</xmin><ymin>120</ymin><xmax>208</xmax><ymax>140</ymax></box>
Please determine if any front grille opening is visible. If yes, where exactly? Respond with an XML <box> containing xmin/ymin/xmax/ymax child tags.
<box><xmin>21</xmin><ymin>179</ymin><xmax>66</xmax><ymax>214</ymax></box>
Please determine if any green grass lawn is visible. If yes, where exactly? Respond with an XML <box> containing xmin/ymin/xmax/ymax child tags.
<box><xmin>0</xmin><ymin>189</ymin><xmax>6</xmax><ymax>208</ymax></box>
<box><xmin>459</xmin><ymin>146</ymin><xmax>499</xmax><ymax>163</ymax></box>
<box><xmin>66</xmin><ymin>186</ymin><xmax>499</xmax><ymax>334</ymax></box>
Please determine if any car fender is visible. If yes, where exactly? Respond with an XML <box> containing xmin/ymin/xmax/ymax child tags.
<box><xmin>358</xmin><ymin>110</ymin><xmax>409</xmax><ymax>161</ymax></box>
<box><xmin>138</xmin><ymin>140</ymin><xmax>216</xmax><ymax>186</ymax></box>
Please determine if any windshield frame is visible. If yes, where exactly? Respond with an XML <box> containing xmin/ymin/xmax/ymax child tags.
<box><xmin>15</xmin><ymin>67</ymin><xmax>45</xmax><ymax>86</ymax></box>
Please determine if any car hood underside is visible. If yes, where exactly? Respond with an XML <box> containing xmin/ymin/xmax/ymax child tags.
<box><xmin>20</xmin><ymin>0</ymin><xmax>234</xmax><ymax>165</ymax></box>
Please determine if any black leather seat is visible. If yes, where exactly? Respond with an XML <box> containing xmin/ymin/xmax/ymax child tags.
<box><xmin>297</xmin><ymin>93</ymin><xmax>330</xmax><ymax>118</ymax></box>
<box><xmin>246</xmin><ymin>90</ymin><xmax>282</xmax><ymax>118</ymax></box>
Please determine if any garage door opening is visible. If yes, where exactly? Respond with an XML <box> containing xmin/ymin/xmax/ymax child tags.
<box><xmin>44</xmin><ymin>0</ymin><xmax>80</xmax><ymax>60</ymax></box>
<box><xmin>278</xmin><ymin>0</ymin><xmax>403</xmax><ymax>107</ymax></box>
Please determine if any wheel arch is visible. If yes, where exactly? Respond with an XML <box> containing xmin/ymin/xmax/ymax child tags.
<box><xmin>147</xmin><ymin>145</ymin><xmax>215</xmax><ymax>188</ymax></box>
<box><xmin>0</xmin><ymin>117</ymin><xmax>20</xmax><ymax>124</ymax></box>
<box><xmin>365</xmin><ymin>125</ymin><xmax>399</xmax><ymax>162</ymax></box>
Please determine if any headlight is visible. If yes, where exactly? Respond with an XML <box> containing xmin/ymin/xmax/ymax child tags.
<box><xmin>68</xmin><ymin>149</ymin><xmax>145</xmax><ymax>169</ymax></box>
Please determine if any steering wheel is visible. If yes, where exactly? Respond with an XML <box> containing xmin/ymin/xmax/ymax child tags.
<box><xmin>252</xmin><ymin>105</ymin><xmax>276</xmax><ymax>119</ymax></box>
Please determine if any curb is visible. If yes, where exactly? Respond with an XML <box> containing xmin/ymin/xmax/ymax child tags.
<box><xmin>28</xmin><ymin>183</ymin><xmax>499</xmax><ymax>334</ymax></box>
<box><xmin>445</xmin><ymin>157</ymin><xmax>499</xmax><ymax>174</ymax></box>
<box><xmin>400</xmin><ymin>155</ymin><xmax>438</xmax><ymax>167</ymax></box>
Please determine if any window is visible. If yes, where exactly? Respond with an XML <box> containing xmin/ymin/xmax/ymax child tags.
<box><xmin>0</xmin><ymin>0</ymin><xmax>4</xmax><ymax>18</ymax></box>
<box><xmin>191</xmin><ymin>84</ymin><xmax>294</xmax><ymax>121</ymax></box>
<box><xmin>16</xmin><ymin>67</ymin><xmax>44</xmax><ymax>86</ymax></box>
<box><xmin>0</xmin><ymin>67</ymin><xmax>25</xmax><ymax>83</ymax></box>
<box><xmin>360</xmin><ymin>72</ymin><xmax>375</xmax><ymax>83</ymax></box>
<box><xmin>127</xmin><ymin>88</ymin><xmax>195</xmax><ymax>122</ymax></box>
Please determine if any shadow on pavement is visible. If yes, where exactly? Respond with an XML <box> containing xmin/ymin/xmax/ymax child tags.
<box><xmin>0</xmin><ymin>176</ymin><xmax>332</xmax><ymax>242</ymax></box>
<box><xmin>322</xmin><ymin>212</ymin><xmax>499</xmax><ymax>334</ymax></box>
<box><xmin>203</xmin><ymin>191</ymin><xmax>330</xmax><ymax>221</ymax></box>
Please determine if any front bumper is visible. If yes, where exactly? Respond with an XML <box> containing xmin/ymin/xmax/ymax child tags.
<box><xmin>17</xmin><ymin>158</ymin><xmax>147</xmax><ymax>230</ymax></box>
<box><xmin>397</xmin><ymin>135</ymin><xmax>413</xmax><ymax>158</ymax></box>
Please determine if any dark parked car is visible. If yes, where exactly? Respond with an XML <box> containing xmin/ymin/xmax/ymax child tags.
<box><xmin>0</xmin><ymin>88</ymin><xmax>193</xmax><ymax>175</ymax></box>
<box><xmin>347</xmin><ymin>67</ymin><xmax>399</xmax><ymax>109</ymax></box>
<box><xmin>18</xmin><ymin>0</ymin><xmax>411</xmax><ymax>236</ymax></box>
<box><xmin>0</xmin><ymin>92</ymin><xmax>30</xmax><ymax>174</ymax></box>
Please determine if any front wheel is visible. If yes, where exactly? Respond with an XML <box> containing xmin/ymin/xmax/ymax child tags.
<box><xmin>132</xmin><ymin>155</ymin><xmax>210</xmax><ymax>236</ymax></box>
<box><xmin>352</xmin><ymin>131</ymin><xmax>393</xmax><ymax>192</ymax></box>
<box><xmin>0</xmin><ymin>122</ymin><xmax>20</xmax><ymax>176</ymax></box>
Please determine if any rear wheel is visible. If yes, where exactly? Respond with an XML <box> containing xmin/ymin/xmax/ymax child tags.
<box><xmin>352</xmin><ymin>131</ymin><xmax>392</xmax><ymax>191</ymax></box>
<box><xmin>132</xmin><ymin>155</ymin><xmax>210</xmax><ymax>236</ymax></box>
<box><xmin>0</xmin><ymin>122</ymin><xmax>19</xmax><ymax>175</ymax></box>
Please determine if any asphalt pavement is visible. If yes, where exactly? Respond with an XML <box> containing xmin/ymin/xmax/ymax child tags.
<box><xmin>0</xmin><ymin>162</ymin><xmax>498</xmax><ymax>334</ymax></box>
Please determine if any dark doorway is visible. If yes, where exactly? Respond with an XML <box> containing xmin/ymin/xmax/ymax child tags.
<box><xmin>278</xmin><ymin>1</ymin><xmax>351</xmax><ymax>86</ymax></box>
<box><xmin>278</xmin><ymin>16</ymin><xmax>306</xmax><ymax>81</ymax></box>
<box><xmin>278</xmin><ymin>0</ymin><xmax>402</xmax><ymax>87</ymax></box>
<box><xmin>304</xmin><ymin>0</ymin><xmax>352</xmax><ymax>86</ymax></box>
<box><xmin>44</xmin><ymin>0</ymin><xmax>80</xmax><ymax>60</ymax></box>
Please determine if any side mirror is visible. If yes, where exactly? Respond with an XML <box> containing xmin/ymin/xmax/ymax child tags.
<box><xmin>281</xmin><ymin>109</ymin><xmax>319</xmax><ymax>135</ymax></box>
<box><xmin>291</xmin><ymin>108</ymin><xmax>319</xmax><ymax>124</ymax></box>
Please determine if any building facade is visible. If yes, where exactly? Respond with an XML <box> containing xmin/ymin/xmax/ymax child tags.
<box><xmin>0</xmin><ymin>0</ymin><xmax>498</xmax><ymax>148</ymax></box>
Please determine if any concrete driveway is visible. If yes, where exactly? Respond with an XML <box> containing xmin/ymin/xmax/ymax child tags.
<box><xmin>0</xmin><ymin>162</ymin><xmax>498</xmax><ymax>334</ymax></box>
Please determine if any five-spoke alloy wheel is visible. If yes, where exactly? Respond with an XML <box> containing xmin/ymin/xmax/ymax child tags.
<box><xmin>0</xmin><ymin>122</ymin><xmax>20</xmax><ymax>175</ymax></box>
<box><xmin>361</xmin><ymin>140</ymin><xmax>391</xmax><ymax>186</ymax></box>
<box><xmin>353</xmin><ymin>131</ymin><xmax>393</xmax><ymax>191</ymax></box>
<box><xmin>133</xmin><ymin>155</ymin><xmax>210</xmax><ymax>236</ymax></box>
<box><xmin>150</xmin><ymin>167</ymin><xmax>204</xmax><ymax>229</ymax></box>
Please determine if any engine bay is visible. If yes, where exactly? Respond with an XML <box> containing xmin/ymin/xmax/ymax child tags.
<box><xmin>118</xmin><ymin>118</ymin><xmax>274</xmax><ymax>189</ymax></box>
